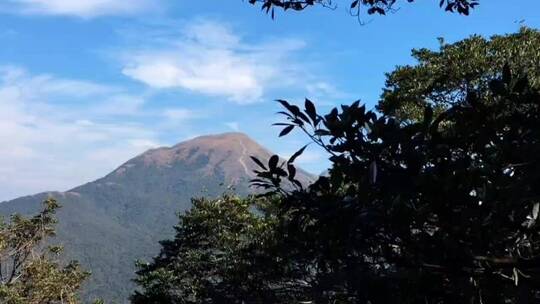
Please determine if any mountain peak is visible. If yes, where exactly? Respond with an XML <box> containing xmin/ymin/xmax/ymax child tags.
<box><xmin>112</xmin><ymin>132</ymin><xmax>274</xmax><ymax>183</ymax></box>
<box><xmin>173</xmin><ymin>132</ymin><xmax>256</xmax><ymax>149</ymax></box>
<box><xmin>111</xmin><ymin>132</ymin><xmax>314</xmax><ymax>186</ymax></box>
<box><xmin>186</xmin><ymin>132</ymin><xmax>252</xmax><ymax>141</ymax></box>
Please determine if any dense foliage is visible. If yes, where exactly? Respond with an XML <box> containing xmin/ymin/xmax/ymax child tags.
<box><xmin>379</xmin><ymin>27</ymin><xmax>540</xmax><ymax>121</ymax></box>
<box><xmin>132</xmin><ymin>195</ymin><xmax>286</xmax><ymax>303</ymax></box>
<box><xmin>256</xmin><ymin>66</ymin><xmax>540</xmax><ymax>303</ymax></box>
<box><xmin>0</xmin><ymin>199</ymin><xmax>88</xmax><ymax>304</ymax></box>
<box><xmin>247</xmin><ymin>0</ymin><xmax>479</xmax><ymax>18</ymax></box>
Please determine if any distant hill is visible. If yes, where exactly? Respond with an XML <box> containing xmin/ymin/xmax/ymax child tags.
<box><xmin>0</xmin><ymin>132</ymin><xmax>315</xmax><ymax>303</ymax></box>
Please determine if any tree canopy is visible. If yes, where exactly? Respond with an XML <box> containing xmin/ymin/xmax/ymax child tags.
<box><xmin>379</xmin><ymin>27</ymin><xmax>540</xmax><ymax>121</ymax></box>
<box><xmin>0</xmin><ymin>199</ymin><xmax>88</xmax><ymax>304</ymax></box>
<box><xmin>256</xmin><ymin>65</ymin><xmax>540</xmax><ymax>302</ymax></box>
<box><xmin>132</xmin><ymin>195</ymin><xmax>290</xmax><ymax>303</ymax></box>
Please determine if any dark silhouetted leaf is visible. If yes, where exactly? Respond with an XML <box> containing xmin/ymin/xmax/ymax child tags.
<box><xmin>288</xmin><ymin>145</ymin><xmax>308</xmax><ymax>164</ymax></box>
<box><xmin>279</xmin><ymin>125</ymin><xmax>294</xmax><ymax>137</ymax></box>
<box><xmin>287</xmin><ymin>164</ymin><xmax>296</xmax><ymax>180</ymax></box>
<box><xmin>250</xmin><ymin>156</ymin><xmax>267</xmax><ymax>170</ymax></box>
<box><xmin>305</xmin><ymin>98</ymin><xmax>317</xmax><ymax>124</ymax></box>
<box><xmin>268</xmin><ymin>155</ymin><xmax>279</xmax><ymax>170</ymax></box>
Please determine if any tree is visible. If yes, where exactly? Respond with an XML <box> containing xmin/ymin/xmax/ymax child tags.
<box><xmin>378</xmin><ymin>27</ymin><xmax>540</xmax><ymax>121</ymax></box>
<box><xmin>248</xmin><ymin>0</ymin><xmax>479</xmax><ymax>19</ymax></box>
<box><xmin>0</xmin><ymin>198</ymin><xmax>89</xmax><ymax>304</ymax></box>
<box><xmin>252</xmin><ymin>64</ymin><xmax>540</xmax><ymax>303</ymax></box>
<box><xmin>132</xmin><ymin>195</ymin><xmax>302</xmax><ymax>303</ymax></box>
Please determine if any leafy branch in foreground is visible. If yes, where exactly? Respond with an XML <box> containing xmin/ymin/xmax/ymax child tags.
<box><xmin>247</xmin><ymin>0</ymin><xmax>479</xmax><ymax>19</ymax></box>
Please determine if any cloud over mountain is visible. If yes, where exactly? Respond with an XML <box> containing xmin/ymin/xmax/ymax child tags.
<box><xmin>121</xmin><ymin>19</ymin><xmax>307</xmax><ymax>104</ymax></box>
<box><xmin>0</xmin><ymin>66</ymin><xmax>161</xmax><ymax>201</ymax></box>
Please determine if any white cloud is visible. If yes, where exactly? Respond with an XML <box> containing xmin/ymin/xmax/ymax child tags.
<box><xmin>94</xmin><ymin>94</ymin><xmax>146</xmax><ymax>116</ymax></box>
<box><xmin>280</xmin><ymin>148</ymin><xmax>326</xmax><ymax>165</ymax></box>
<box><xmin>0</xmin><ymin>66</ymin><xmax>117</xmax><ymax>98</ymax></box>
<box><xmin>0</xmin><ymin>67</ymin><xmax>161</xmax><ymax>201</ymax></box>
<box><xmin>121</xmin><ymin>20</ymin><xmax>306</xmax><ymax>104</ymax></box>
<box><xmin>3</xmin><ymin>0</ymin><xmax>157</xmax><ymax>18</ymax></box>
<box><xmin>225</xmin><ymin>122</ymin><xmax>240</xmax><ymax>131</ymax></box>
<box><xmin>306</xmin><ymin>81</ymin><xmax>348</xmax><ymax>101</ymax></box>
<box><xmin>162</xmin><ymin>108</ymin><xmax>198</xmax><ymax>121</ymax></box>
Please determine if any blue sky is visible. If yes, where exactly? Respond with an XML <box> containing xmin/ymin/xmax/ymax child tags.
<box><xmin>0</xmin><ymin>0</ymin><xmax>538</xmax><ymax>201</ymax></box>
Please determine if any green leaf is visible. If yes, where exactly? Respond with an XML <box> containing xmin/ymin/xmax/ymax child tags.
<box><xmin>250</xmin><ymin>156</ymin><xmax>267</xmax><ymax>170</ymax></box>
<box><xmin>268</xmin><ymin>155</ymin><xmax>279</xmax><ymax>170</ymax></box>
<box><xmin>288</xmin><ymin>145</ymin><xmax>308</xmax><ymax>164</ymax></box>
<box><xmin>305</xmin><ymin>98</ymin><xmax>317</xmax><ymax>124</ymax></box>
<box><xmin>287</xmin><ymin>164</ymin><xmax>297</xmax><ymax>180</ymax></box>
<box><xmin>279</xmin><ymin>125</ymin><xmax>295</xmax><ymax>137</ymax></box>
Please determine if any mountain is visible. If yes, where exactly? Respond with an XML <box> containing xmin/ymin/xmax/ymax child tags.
<box><xmin>0</xmin><ymin>132</ymin><xmax>314</xmax><ymax>303</ymax></box>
